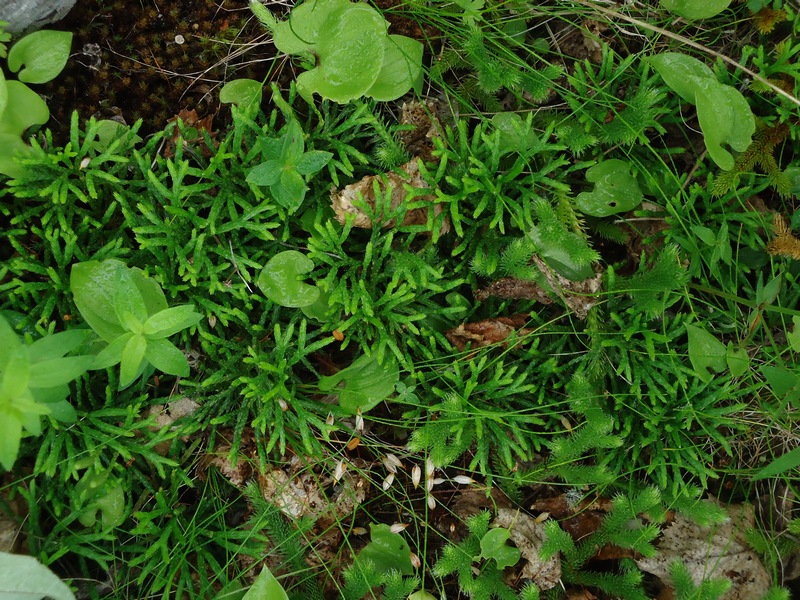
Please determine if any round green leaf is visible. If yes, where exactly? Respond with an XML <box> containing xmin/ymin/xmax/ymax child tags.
<box><xmin>0</xmin><ymin>70</ymin><xmax>7</xmax><ymax>123</ymax></box>
<box><xmin>356</xmin><ymin>523</ymin><xmax>413</xmax><ymax>576</ymax></box>
<box><xmin>479</xmin><ymin>528</ymin><xmax>521</xmax><ymax>570</ymax></box>
<box><xmin>694</xmin><ymin>79</ymin><xmax>755</xmax><ymax>171</ymax></box>
<box><xmin>576</xmin><ymin>159</ymin><xmax>643</xmax><ymax>217</ymax></box>
<box><xmin>318</xmin><ymin>353</ymin><xmax>399</xmax><ymax>414</ymax></box>
<box><xmin>8</xmin><ymin>30</ymin><xmax>73</xmax><ymax>84</ymax></box>
<box><xmin>366</xmin><ymin>35</ymin><xmax>423</xmax><ymax>102</ymax></box>
<box><xmin>219</xmin><ymin>78</ymin><xmax>263</xmax><ymax>107</ymax></box>
<box><xmin>660</xmin><ymin>0</ymin><xmax>732</xmax><ymax>20</ymax></box>
<box><xmin>257</xmin><ymin>251</ymin><xmax>320</xmax><ymax>308</ymax></box>
<box><xmin>0</xmin><ymin>132</ymin><xmax>33</xmax><ymax>179</ymax></box>
<box><xmin>0</xmin><ymin>80</ymin><xmax>49</xmax><ymax>136</ymax></box>
<box><xmin>646</xmin><ymin>52</ymin><xmax>714</xmax><ymax>104</ymax></box>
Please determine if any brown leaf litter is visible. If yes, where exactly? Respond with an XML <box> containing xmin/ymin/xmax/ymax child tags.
<box><xmin>493</xmin><ymin>508</ymin><xmax>561</xmax><ymax>591</ymax></box>
<box><xmin>445</xmin><ymin>314</ymin><xmax>533</xmax><ymax>351</ymax></box>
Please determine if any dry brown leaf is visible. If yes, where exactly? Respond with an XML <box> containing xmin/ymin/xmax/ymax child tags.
<box><xmin>398</xmin><ymin>99</ymin><xmax>444</xmax><ymax>162</ymax></box>
<box><xmin>164</xmin><ymin>108</ymin><xmax>218</xmax><ymax>158</ymax></box>
<box><xmin>330</xmin><ymin>159</ymin><xmax>448</xmax><ymax>234</ymax></box>
<box><xmin>146</xmin><ymin>397</ymin><xmax>199</xmax><ymax>454</ymax></box>
<box><xmin>445</xmin><ymin>314</ymin><xmax>532</xmax><ymax>351</ymax></box>
<box><xmin>493</xmin><ymin>508</ymin><xmax>561</xmax><ymax>591</ymax></box>
<box><xmin>475</xmin><ymin>277</ymin><xmax>555</xmax><ymax>304</ymax></box>
<box><xmin>636</xmin><ymin>504</ymin><xmax>771</xmax><ymax>600</ymax></box>
<box><xmin>531</xmin><ymin>256</ymin><xmax>602</xmax><ymax>319</ymax></box>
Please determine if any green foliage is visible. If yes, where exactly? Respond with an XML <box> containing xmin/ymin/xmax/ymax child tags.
<box><xmin>246</xmin><ymin>119</ymin><xmax>332</xmax><ymax>212</ymax></box>
<box><xmin>0</xmin><ymin>28</ymin><xmax>72</xmax><ymax>177</ymax></box>
<box><xmin>541</xmin><ymin>488</ymin><xmax>663</xmax><ymax>600</ymax></box>
<box><xmin>0</xmin><ymin>314</ymin><xmax>92</xmax><ymax>470</ymax></box>
<box><xmin>668</xmin><ymin>560</ymin><xmax>731</xmax><ymax>599</ymax></box>
<box><xmin>350</xmin><ymin>523</ymin><xmax>413</xmax><ymax>578</ymax></box>
<box><xmin>647</xmin><ymin>52</ymin><xmax>755</xmax><ymax>170</ymax></box>
<box><xmin>70</xmin><ymin>259</ymin><xmax>203</xmax><ymax>389</ymax></box>
<box><xmin>0</xmin><ymin>552</ymin><xmax>76</xmax><ymax>600</ymax></box>
<box><xmin>250</xmin><ymin>0</ymin><xmax>422</xmax><ymax>103</ymax></box>
<box><xmin>576</xmin><ymin>160</ymin><xmax>644</xmax><ymax>217</ymax></box>
<box><xmin>242</xmin><ymin>566</ymin><xmax>290</xmax><ymax>600</ymax></box>
<box><xmin>433</xmin><ymin>511</ymin><xmax>532</xmax><ymax>600</ymax></box>
<box><xmin>257</xmin><ymin>250</ymin><xmax>321</xmax><ymax>308</ymax></box>
<box><xmin>318</xmin><ymin>353</ymin><xmax>399</xmax><ymax>414</ymax></box>
<box><xmin>660</xmin><ymin>0</ymin><xmax>732</xmax><ymax>20</ymax></box>
<box><xmin>478</xmin><ymin>527</ymin><xmax>520</xmax><ymax>570</ymax></box>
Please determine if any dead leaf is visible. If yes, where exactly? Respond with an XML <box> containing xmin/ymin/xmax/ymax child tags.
<box><xmin>164</xmin><ymin>108</ymin><xmax>218</xmax><ymax>158</ymax></box>
<box><xmin>146</xmin><ymin>397</ymin><xmax>199</xmax><ymax>454</ymax></box>
<box><xmin>445</xmin><ymin>314</ymin><xmax>532</xmax><ymax>351</ymax></box>
<box><xmin>493</xmin><ymin>508</ymin><xmax>561</xmax><ymax>591</ymax></box>
<box><xmin>531</xmin><ymin>256</ymin><xmax>602</xmax><ymax>319</ymax></box>
<box><xmin>331</xmin><ymin>159</ymin><xmax>448</xmax><ymax>234</ymax></box>
<box><xmin>197</xmin><ymin>428</ymin><xmax>256</xmax><ymax>487</ymax></box>
<box><xmin>398</xmin><ymin>100</ymin><xmax>444</xmax><ymax>163</ymax></box>
<box><xmin>475</xmin><ymin>277</ymin><xmax>555</xmax><ymax>304</ymax></box>
<box><xmin>636</xmin><ymin>504</ymin><xmax>771</xmax><ymax>600</ymax></box>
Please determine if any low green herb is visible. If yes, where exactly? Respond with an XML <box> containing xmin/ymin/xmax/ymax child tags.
<box><xmin>0</xmin><ymin>23</ymin><xmax>72</xmax><ymax>178</ymax></box>
<box><xmin>660</xmin><ymin>0</ymin><xmax>732</xmax><ymax>20</ymax></box>
<box><xmin>0</xmin><ymin>314</ymin><xmax>92</xmax><ymax>470</ymax></box>
<box><xmin>250</xmin><ymin>0</ymin><xmax>423</xmax><ymax>103</ymax></box>
<box><xmin>70</xmin><ymin>259</ymin><xmax>202</xmax><ymax>389</ymax></box>
<box><xmin>647</xmin><ymin>52</ymin><xmax>755</xmax><ymax>171</ymax></box>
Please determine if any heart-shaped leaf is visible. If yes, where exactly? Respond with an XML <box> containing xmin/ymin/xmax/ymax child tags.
<box><xmin>0</xmin><ymin>80</ymin><xmax>49</xmax><ymax>136</ymax></box>
<box><xmin>354</xmin><ymin>523</ymin><xmax>413</xmax><ymax>576</ymax></box>
<box><xmin>660</xmin><ymin>0</ymin><xmax>732</xmax><ymax>20</ymax></box>
<box><xmin>478</xmin><ymin>528</ymin><xmax>521</xmax><ymax>570</ymax></box>
<box><xmin>257</xmin><ymin>251</ymin><xmax>320</xmax><ymax>308</ymax></box>
<box><xmin>685</xmin><ymin>324</ymin><xmax>726</xmax><ymax>382</ymax></box>
<box><xmin>576</xmin><ymin>159</ymin><xmax>644</xmax><ymax>217</ymax></box>
<box><xmin>7</xmin><ymin>30</ymin><xmax>73</xmax><ymax>84</ymax></box>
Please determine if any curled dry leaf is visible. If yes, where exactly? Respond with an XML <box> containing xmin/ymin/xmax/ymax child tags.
<box><xmin>398</xmin><ymin>99</ymin><xmax>444</xmax><ymax>162</ymax></box>
<box><xmin>147</xmin><ymin>397</ymin><xmax>200</xmax><ymax>455</ymax></box>
<box><xmin>493</xmin><ymin>508</ymin><xmax>561</xmax><ymax>591</ymax></box>
<box><xmin>530</xmin><ymin>255</ymin><xmax>603</xmax><ymax>319</ymax></box>
<box><xmin>330</xmin><ymin>159</ymin><xmax>448</xmax><ymax>234</ymax></box>
<box><xmin>445</xmin><ymin>314</ymin><xmax>532</xmax><ymax>351</ymax></box>
<box><xmin>636</xmin><ymin>504</ymin><xmax>770</xmax><ymax>600</ymax></box>
<box><xmin>475</xmin><ymin>277</ymin><xmax>555</xmax><ymax>304</ymax></box>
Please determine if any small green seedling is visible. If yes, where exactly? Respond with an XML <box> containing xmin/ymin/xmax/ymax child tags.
<box><xmin>0</xmin><ymin>315</ymin><xmax>93</xmax><ymax>470</ymax></box>
<box><xmin>647</xmin><ymin>52</ymin><xmax>755</xmax><ymax>171</ymax></box>
<box><xmin>250</xmin><ymin>0</ymin><xmax>423</xmax><ymax>103</ymax></box>
<box><xmin>318</xmin><ymin>353</ymin><xmax>399</xmax><ymax>414</ymax></box>
<box><xmin>70</xmin><ymin>259</ymin><xmax>202</xmax><ymax>389</ymax></box>
<box><xmin>71</xmin><ymin>463</ymin><xmax>126</xmax><ymax>530</ymax></box>
<box><xmin>660</xmin><ymin>0</ymin><xmax>731</xmax><ymax>20</ymax></box>
<box><xmin>0</xmin><ymin>23</ymin><xmax>72</xmax><ymax>178</ymax></box>
<box><xmin>257</xmin><ymin>250</ymin><xmax>321</xmax><ymax>308</ymax></box>
<box><xmin>576</xmin><ymin>159</ymin><xmax>644</xmax><ymax>217</ymax></box>
<box><xmin>246</xmin><ymin>119</ymin><xmax>332</xmax><ymax>212</ymax></box>
<box><xmin>353</xmin><ymin>523</ymin><xmax>414</xmax><ymax>576</ymax></box>
<box><xmin>478</xmin><ymin>527</ymin><xmax>521</xmax><ymax>570</ymax></box>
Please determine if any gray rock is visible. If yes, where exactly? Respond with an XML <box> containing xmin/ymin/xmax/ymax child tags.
<box><xmin>2</xmin><ymin>0</ymin><xmax>77</xmax><ymax>33</ymax></box>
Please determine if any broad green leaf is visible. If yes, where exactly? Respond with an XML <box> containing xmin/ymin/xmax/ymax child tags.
<box><xmin>130</xmin><ymin>268</ymin><xmax>168</xmax><ymax>316</ymax></box>
<box><xmin>752</xmin><ymin>447</ymin><xmax>800</xmax><ymax>480</ymax></box>
<box><xmin>0</xmin><ymin>80</ymin><xmax>49</xmax><ymax>136</ymax></box>
<box><xmin>28</xmin><ymin>329</ymin><xmax>91</xmax><ymax>361</ymax></box>
<box><xmin>7</xmin><ymin>30</ymin><xmax>73</xmax><ymax>84</ymax></box>
<box><xmin>576</xmin><ymin>159</ymin><xmax>643</xmax><ymax>217</ymax></box>
<box><xmin>296</xmin><ymin>3</ymin><xmax>386</xmax><ymax>102</ymax></box>
<box><xmin>28</xmin><ymin>357</ymin><xmax>93</xmax><ymax>388</ymax></box>
<box><xmin>355</xmin><ymin>523</ymin><xmax>413</xmax><ymax>576</ymax></box>
<box><xmin>38</xmin><ymin>398</ymin><xmax>77</xmax><ymax>423</ymax></box>
<box><xmin>242</xmin><ymin>566</ymin><xmax>290</xmax><ymax>600</ymax></box>
<box><xmin>491</xmin><ymin>112</ymin><xmax>536</xmax><ymax>156</ymax></box>
<box><xmin>0</xmin><ymin>132</ymin><xmax>33</xmax><ymax>179</ymax></box>
<box><xmin>257</xmin><ymin>251</ymin><xmax>320</xmax><ymax>308</ymax></box>
<box><xmin>479</xmin><ymin>528</ymin><xmax>521</xmax><ymax>570</ymax></box>
<box><xmin>646</xmin><ymin>53</ymin><xmax>714</xmax><ymax>104</ymax></box>
<box><xmin>31</xmin><ymin>384</ymin><xmax>70</xmax><ymax>406</ymax></box>
<box><xmin>280</xmin><ymin>120</ymin><xmax>305</xmax><ymax>165</ymax></box>
<box><xmin>295</xmin><ymin>150</ymin><xmax>333</xmax><ymax>176</ymax></box>
<box><xmin>756</xmin><ymin>274</ymin><xmax>782</xmax><ymax>306</ymax></box>
<box><xmin>761</xmin><ymin>365</ymin><xmax>800</xmax><ymax>409</ymax></box>
<box><xmin>92</xmin><ymin>332</ymin><xmax>133</xmax><ymax>370</ymax></box>
<box><xmin>0</xmin><ymin>551</ymin><xmax>76</xmax><ymax>599</ymax></box>
<box><xmin>0</xmin><ymin>314</ymin><xmax>22</xmax><ymax>368</ymax></box>
<box><xmin>725</xmin><ymin>343</ymin><xmax>749</xmax><ymax>378</ymax></box>
<box><xmin>787</xmin><ymin>316</ymin><xmax>800</xmax><ymax>352</ymax></box>
<box><xmin>119</xmin><ymin>335</ymin><xmax>147</xmax><ymax>388</ymax></box>
<box><xmin>143</xmin><ymin>305</ymin><xmax>202</xmax><ymax>339</ymax></box>
<box><xmin>252</xmin><ymin>0</ymin><xmax>349</xmax><ymax>56</ymax></box>
<box><xmin>685</xmin><ymin>324</ymin><xmax>726</xmax><ymax>382</ymax></box>
<box><xmin>114</xmin><ymin>268</ymin><xmax>148</xmax><ymax>326</ymax></box>
<box><xmin>71</xmin><ymin>260</ymin><xmax>128</xmax><ymax>343</ymax></box>
<box><xmin>694</xmin><ymin>79</ymin><xmax>755</xmax><ymax>171</ymax></box>
<box><xmin>94</xmin><ymin>483</ymin><xmax>126</xmax><ymax>530</ymax></box>
<box><xmin>0</xmin><ymin>70</ymin><xmax>6</xmax><ymax>123</ymax></box>
<box><xmin>0</xmin><ymin>409</ymin><xmax>23</xmax><ymax>470</ymax></box>
<box><xmin>3</xmin><ymin>347</ymin><xmax>30</xmax><ymax>399</ymax></box>
<box><xmin>318</xmin><ymin>353</ymin><xmax>399</xmax><ymax>414</ymax></box>
<box><xmin>660</xmin><ymin>0</ymin><xmax>732</xmax><ymax>20</ymax></box>
<box><xmin>144</xmin><ymin>338</ymin><xmax>190</xmax><ymax>377</ymax></box>
<box><xmin>366</xmin><ymin>35</ymin><xmax>424</xmax><ymax>102</ymax></box>
<box><xmin>246</xmin><ymin>160</ymin><xmax>282</xmax><ymax>187</ymax></box>
<box><xmin>219</xmin><ymin>78</ymin><xmax>263</xmax><ymax>119</ymax></box>
<box><xmin>275</xmin><ymin>168</ymin><xmax>307</xmax><ymax>211</ymax></box>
